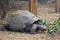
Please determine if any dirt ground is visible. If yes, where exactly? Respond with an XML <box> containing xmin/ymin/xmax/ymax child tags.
<box><xmin>0</xmin><ymin>31</ymin><xmax>60</xmax><ymax>40</ymax></box>
<box><xmin>0</xmin><ymin>2</ymin><xmax>60</xmax><ymax>40</ymax></box>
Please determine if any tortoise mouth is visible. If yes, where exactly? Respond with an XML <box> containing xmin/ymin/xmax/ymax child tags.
<box><xmin>43</xmin><ymin>29</ymin><xmax>46</xmax><ymax>31</ymax></box>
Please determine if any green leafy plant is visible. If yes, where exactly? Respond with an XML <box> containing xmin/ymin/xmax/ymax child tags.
<box><xmin>47</xmin><ymin>18</ymin><xmax>60</xmax><ymax>34</ymax></box>
<box><xmin>38</xmin><ymin>18</ymin><xmax>52</xmax><ymax>26</ymax></box>
<box><xmin>39</xmin><ymin>18</ymin><xmax>47</xmax><ymax>25</ymax></box>
<box><xmin>39</xmin><ymin>18</ymin><xmax>60</xmax><ymax>34</ymax></box>
<box><xmin>48</xmin><ymin>25</ymin><xmax>60</xmax><ymax>34</ymax></box>
<box><xmin>55</xmin><ymin>18</ymin><xmax>60</xmax><ymax>25</ymax></box>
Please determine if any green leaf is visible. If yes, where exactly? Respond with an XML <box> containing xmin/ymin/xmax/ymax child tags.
<box><xmin>39</xmin><ymin>18</ymin><xmax>47</xmax><ymax>25</ymax></box>
<box><xmin>47</xmin><ymin>25</ymin><xmax>60</xmax><ymax>34</ymax></box>
<box><xmin>48</xmin><ymin>28</ymin><xmax>55</xmax><ymax>34</ymax></box>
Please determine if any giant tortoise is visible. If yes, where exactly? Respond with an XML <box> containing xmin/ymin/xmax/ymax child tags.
<box><xmin>0</xmin><ymin>10</ymin><xmax>46</xmax><ymax>34</ymax></box>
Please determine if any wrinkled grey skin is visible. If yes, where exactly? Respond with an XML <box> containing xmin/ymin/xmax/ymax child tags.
<box><xmin>0</xmin><ymin>10</ymin><xmax>46</xmax><ymax>34</ymax></box>
<box><xmin>30</xmin><ymin>24</ymin><xmax>46</xmax><ymax>33</ymax></box>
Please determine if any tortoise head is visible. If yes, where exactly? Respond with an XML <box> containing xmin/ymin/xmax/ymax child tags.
<box><xmin>36</xmin><ymin>24</ymin><xmax>47</xmax><ymax>32</ymax></box>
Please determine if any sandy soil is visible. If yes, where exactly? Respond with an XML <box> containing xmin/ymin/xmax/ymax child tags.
<box><xmin>0</xmin><ymin>2</ymin><xmax>60</xmax><ymax>40</ymax></box>
<box><xmin>0</xmin><ymin>31</ymin><xmax>60</xmax><ymax>40</ymax></box>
